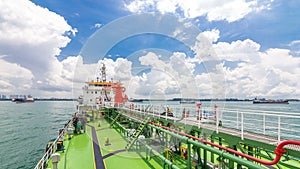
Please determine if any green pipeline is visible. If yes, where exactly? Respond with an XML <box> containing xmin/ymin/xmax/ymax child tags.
<box><xmin>149</xmin><ymin>124</ymin><xmax>265</xmax><ymax>169</ymax></box>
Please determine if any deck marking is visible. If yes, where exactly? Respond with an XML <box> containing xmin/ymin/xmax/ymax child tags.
<box><xmin>96</xmin><ymin>127</ymin><xmax>110</xmax><ymax>131</ymax></box>
<box><xmin>88</xmin><ymin>124</ymin><xmax>106</xmax><ymax>169</ymax></box>
<box><xmin>90</xmin><ymin>127</ymin><xmax>97</xmax><ymax>169</ymax></box>
<box><xmin>102</xmin><ymin>149</ymin><xmax>126</xmax><ymax>159</ymax></box>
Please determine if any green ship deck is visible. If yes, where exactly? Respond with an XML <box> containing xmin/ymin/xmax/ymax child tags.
<box><xmin>46</xmin><ymin>117</ymin><xmax>162</xmax><ymax>169</ymax></box>
<box><xmin>36</xmin><ymin>105</ymin><xmax>300</xmax><ymax>169</ymax></box>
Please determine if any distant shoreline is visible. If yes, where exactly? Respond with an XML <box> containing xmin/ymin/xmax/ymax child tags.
<box><xmin>0</xmin><ymin>98</ymin><xmax>76</xmax><ymax>101</ymax></box>
<box><xmin>131</xmin><ymin>98</ymin><xmax>300</xmax><ymax>102</ymax></box>
<box><xmin>1</xmin><ymin>98</ymin><xmax>299</xmax><ymax>102</ymax></box>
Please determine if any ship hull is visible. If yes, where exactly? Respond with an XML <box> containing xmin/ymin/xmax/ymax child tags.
<box><xmin>12</xmin><ymin>99</ymin><xmax>34</xmax><ymax>103</ymax></box>
<box><xmin>253</xmin><ymin>100</ymin><xmax>289</xmax><ymax>104</ymax></box>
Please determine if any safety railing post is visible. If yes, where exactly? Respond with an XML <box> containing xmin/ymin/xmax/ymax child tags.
<box><xmin>185</xmin><ymin>111</ymin><xmax>187</xmax><ymax>126</ymax></box>
<box><xmin>263</xmin><ymin>113</ymin><xmax>266</xmax><ymax>135</ymax></box>
<box><xmin>158</xmin><ymin>106</ymin><xmax>161</xmax><ymax>118</ymax></box>
<box><xmin>236</xmin><ymin>110</ymin><xmax>239</xmax><ymax>130</ymax></box>
<box><xmin>198</xmin><ymin>107</ymin><xmax>200</xmax><ymax>128</ymax></box>
<box><xmin>241</xmin><ymin>112</ymin><xmax>244</xmax><ymax>140</ymax></box>
<box><xmin>165</xmin><ymin>106</ymin><xmax>168</xmax><ymax>119</ymax></box>
<box><xmin>152</xmin><ymin>105</ymin><xmax>154</xmax><ymax>118</ymax></box>
<box><xmin>216</xmin><ymin>108</ymin><xmax>219</xmax><ymax>134</ymax></box>
<box><xmin>278</xmin><ymin>116</ymin><xmax>281</xmax><ymax>142</ymax></box>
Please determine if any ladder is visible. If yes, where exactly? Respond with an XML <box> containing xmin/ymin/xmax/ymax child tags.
<box><xmin>125</xmin><ymin>116</ymin><xmax>151</xmax><ymax>150</ymax></box>
<box><xmin>110</xmin><ymin>113</ymin><xmax>121</xmax><ymax>127</ymax></box>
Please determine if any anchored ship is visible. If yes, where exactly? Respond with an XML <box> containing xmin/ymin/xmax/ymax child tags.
<box><xmin>34</xmin><ymin>64</ymin><xmax>300</xmax><ymax>169</ymax></box>
<box><xmin>180</xmin><ymin>99</ymin><xmax>196</xmax><ymax>104</ymax></box>
<box><xmin>12</xmin><ymin>95</ymin><xmax>34</xmax><ymax>103</ymax></box>
<box><xmin>253</xmin><ymin>98</ymin><xmax>289</xmax><ymax>104</ymax></box>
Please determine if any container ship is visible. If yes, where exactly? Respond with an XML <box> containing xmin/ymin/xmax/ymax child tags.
<box><xmin>34</xmin><ymin>64</ymin><xmax>300</xmax><ymax>169</ymax></box>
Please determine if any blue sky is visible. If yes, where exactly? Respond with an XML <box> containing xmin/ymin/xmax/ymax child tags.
<box><xmin>0</xmin><ymin>0</ymin><xmax>300</xmax><ymax>99</ymax></box>
<box><xmin>31</xmin><ymin>0</ymin><xmax>131</xmax><ymax>60</ymax></box>
<box><xmin>30</xmin><ymin>0</ymin><xmax>300</xmax><ymax>58</ymax></box>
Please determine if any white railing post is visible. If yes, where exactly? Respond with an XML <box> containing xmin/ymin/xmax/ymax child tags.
<box><xmin>263</xmin><ymin>113</ymin><xmax>266</xmax><ymax>135</ymax></box>
<box><xmin>158</xmin><ymin>106</ymin><xmax>161</xmax><ymax>118</ymax></box>
<box><xmin>241</xmin><ymin>112</ymin><xmax>244</xmax><ymax>140</ymax></box>
<box><xmin>198</xmin><ymin>107</ymin><xmax>200</xmax><ymax>128</ymax></box>
<box><xmin>278</xmin><ymin>116</ymin><xmax>281</xmax><ymax>142</ymax></box>
<box><xmin>165</xmin><ymin>106</ymin><xmax>167</xmax><ymax>118</ymax></box>
<box><xmin>236</xmin><ymin>110</ymin><xmax>239</xmax><ymax>130</ymax></box>
<box><xmin>184</xmin><ymin>106</ymin><xmax>187</xmax><ymax>126</ymax></box>
<box><xmin>152</xmin><ymin>105</ymin><xmax>154</xmax><ymax>117</ymax></box>
<box><xmin>216</xmin><ymin>108</ymin><xmax>219</xmax><ymax>134</ymax></box>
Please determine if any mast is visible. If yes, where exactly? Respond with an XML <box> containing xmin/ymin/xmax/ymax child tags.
<box><xmin>101</xmin><ymin>63</ymin><xmax>106</xmax><ymax>82</ymax></box>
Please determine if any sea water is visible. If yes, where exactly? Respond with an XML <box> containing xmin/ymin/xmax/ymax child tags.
<box><xmin>0</xmin><ymin>101</ymin><xmax>75</xmax><ymax>169</ymax></box>
<box><xmin>0</xmin><ymin>101</ymin><xmax>299</xmax><ymax>168</ymax></box>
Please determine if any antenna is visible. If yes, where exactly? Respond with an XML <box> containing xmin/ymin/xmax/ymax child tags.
<box><xmin>101</xmin><ymin>63</ymin><xmax>106</xmax><ymax>82</ymax></box>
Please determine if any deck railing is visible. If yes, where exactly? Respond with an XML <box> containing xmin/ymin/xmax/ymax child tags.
<box><xmin>34</xmin><ymin>120</ymin><xmax>71</xmax><ymax>169</ymax></box>
<box><xmin>220</xmin><ymin>108</ymin><xmax>300</xmax><ymax>142</ymax></box>
<box><xmin>117</xmin><ymin>103</ymin><xmax>300</xmax><ymax>143</ymax></box>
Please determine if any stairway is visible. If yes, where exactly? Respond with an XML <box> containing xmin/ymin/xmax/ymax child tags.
<box><xmin>125</xmin><ymin>116</ymin><xmax>151</xmax><ymax>150</ymax></box>
<box><xmin>110</xmin><ymin>113</ymin><xmax>121</xmax><ymax>127</ymax></box>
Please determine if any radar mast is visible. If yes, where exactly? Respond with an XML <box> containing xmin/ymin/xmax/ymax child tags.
<box><xmin>101</xmin><ymin>63</ymin><xmax>106</xmax><ymax>82</ymax></box>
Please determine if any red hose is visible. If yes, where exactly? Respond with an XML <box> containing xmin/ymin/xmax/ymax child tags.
<box><xmin>149</xmin><ymin>122</ymin><xmax>300</xmax><ymax>165</ymax></box>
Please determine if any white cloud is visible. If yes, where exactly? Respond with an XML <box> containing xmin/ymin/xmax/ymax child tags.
<box><xmin>201</xmin><ymin>29</ymin><xmax>220</xmax><ymax>43</ymax></box>
<box><xmin>133</xmin><ymin>51</ymin><xmax>204</xmax><ymax>99</ymax></box>
<box><xmin>214</xmin><ymin>40</ymin><xmax>300</xmax><ymax>99</ymax></box>
<box><xmin>156</xmin><ymin>0</ymin><xmax>178</xmax><ymax>14</ymax></box>
<box><xmin>70</xmin><ymin>56</ymin><xmax>134</xmax><ymax>98</ymax></box>
<box><xmin>214</xmin><ymin>39</ymin><xmax>261</xmax><ymax>62</ymax></box>
<box><xmin>93</xmin><ymin>23</ymin><xmax>102</xmax><ymax>29</ymax></box>
<box><xmin>192</xmin><ymin>32</ymin><xmax>219</xmax><ymax>62</ymax></box>
<box><xmin>72</xmin><ymin>38</ymin><xmax>299</xmax><ymax>100</ymax></box>
<box><xmin>0</xmin><ymin>0</ymin><xmax>296</xmax><ymax>100</ymax></box>
<box><xmin>0</xmin><ymin>0</ymin><xmax>76</xmax><ymax>97</ymax></box>
<box><xmin>289</xmin><ymin>40</ymin><xmax>300</xmax><ymax>56</ymax></box>
<box><xmin>124</xmin><ymin>0</ymin><xmax>273</xmax><ymax>22</ymax></box>
<box><xmin>0</xmin><ymin>59</ymin><xmax>34</xmax><ymax>93</ymax></box>
<box><xmin>125</xmin><ymin>0</ymin><xmax>156</xmax><ymax>13</ymax></box>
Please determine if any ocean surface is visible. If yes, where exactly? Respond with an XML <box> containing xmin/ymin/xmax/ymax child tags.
<box><xmin>0</xmin><ymin>101</ymin><xmax>76</xmax><ymax>169</ymax></box>
<box><xmin>0</xmin><ymin>100</ymin><xmax>299</xmax><ymax>169</ymax></box>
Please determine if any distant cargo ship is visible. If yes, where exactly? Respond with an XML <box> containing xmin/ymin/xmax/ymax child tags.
<box><xmin>253</xmin><ymin>98</ymin><xmax>289</xmax><ymax>104</ymax></box>
<box><xmin>179</xmin><ymin>99</ymin><xmax>195</xmax><ymax>104</ymax></box>
<box><xmin>12</xmin><ymin>95</ymin><xmax>34</xmax><ymax>103</ymax></box>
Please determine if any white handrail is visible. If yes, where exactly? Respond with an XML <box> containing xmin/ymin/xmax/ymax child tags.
<box><xmin>120</xmin><ymin>103</ymin><xmax>300</xmax><ymax>142</ymax></box>
<box><xmin>34</xmin><ymin>120</ymin><xmax>72</xmax><ymax>169</ymax></box>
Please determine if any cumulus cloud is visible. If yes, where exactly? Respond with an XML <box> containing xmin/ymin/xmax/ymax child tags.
<box><xmin>72</xmin><ymin>33</ymin><xmax>299</xmax><ymax>100</ymax></box>
<box><xmin>131</xmin><ymin>51</ymin><xmax>204</xmax><ymax>99</ymax></box>
<box><xmin>124</xmin><ymin>0</ymin><xmax>273</xmax><ymax>22</ymax></box>
<box><xmin>71</xmin><ymin>56</ymin><xmax>134</xmax><ymax>98</ymax></box>
<box><xmin>0</xmin><ymin>0</ymin><xmax>76</xmax><ymax>97</ymax></box>
<box><xmin>0</xmin><ymin>59</ymin><xmax>34</xmax><ymax>93</ymax></box>
<box><xmin>192</xmin><ymin>32</ymin><xmax>219</xmax><ymax>62</ymax></box>
<box><xmin>214</xmin><ymin>39</ymin><xmax>261</xmax><ymax>62</ymax></box>
<box><xmin>1</xmin><ymin>0</ymin><xmax>297</xmax><ymax>100</ymax></box>
<box><xmin>214</xmin><ymin>39</ymin><xmax>300</xmax><ymax>99</ymax></box>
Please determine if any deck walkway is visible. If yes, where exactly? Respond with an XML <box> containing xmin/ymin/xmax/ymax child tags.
<box><xmin>91</xmin><ymin>117</ymin><xmax>163</xmax><ymax>169</ymax></box>
<box><xmin>87</xmin><ymin>124</ymin><xmax>106</xmax><ymax>169</ymax></box>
